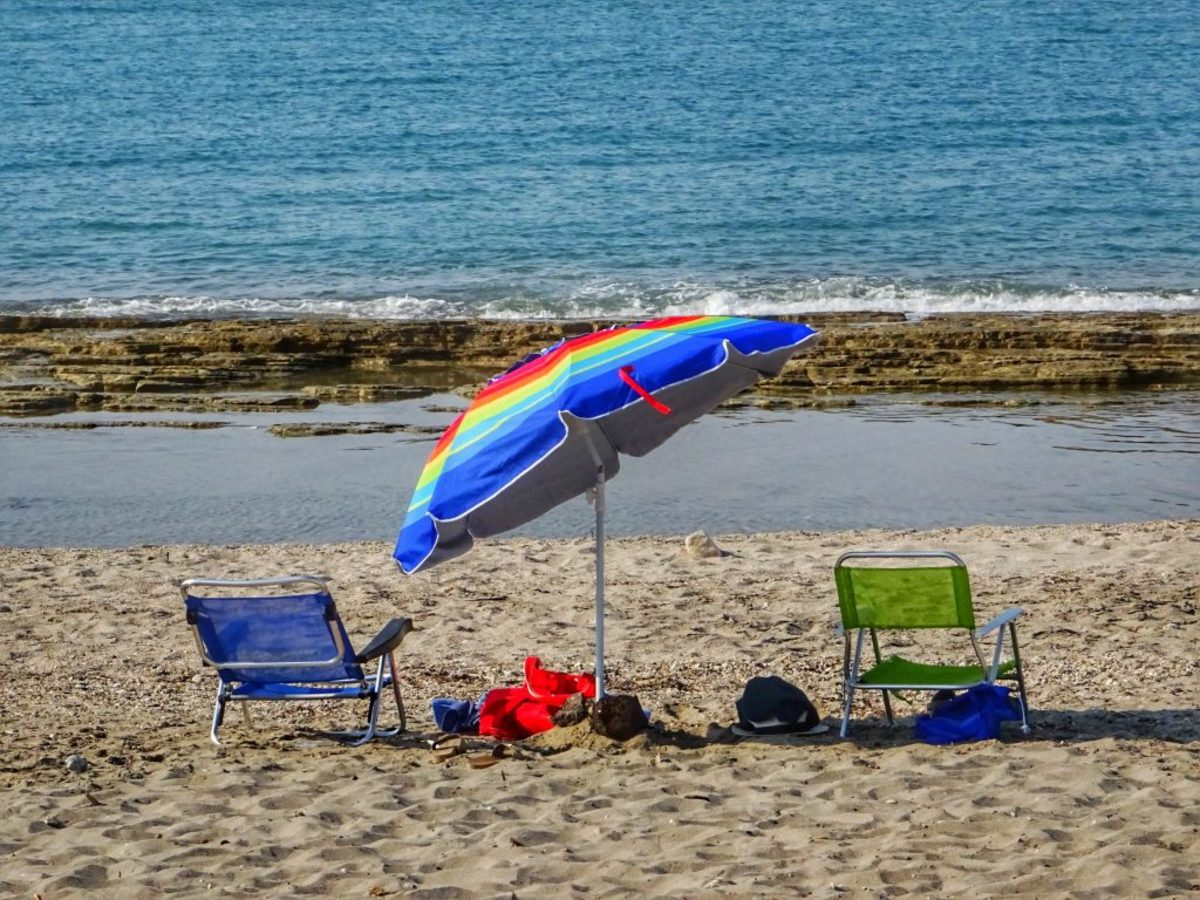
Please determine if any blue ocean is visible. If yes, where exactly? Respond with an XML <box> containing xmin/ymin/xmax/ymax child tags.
<box><xmin>3</xmin><ymin>0</ymin><xmax>1199</xmax><ymax>319</ymax></box>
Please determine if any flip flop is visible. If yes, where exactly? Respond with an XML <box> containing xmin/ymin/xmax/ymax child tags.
<box><xmin>467</xmin><ymin>744</ymin><xmax>510</xmax><ymax>769</ymax></box>
<box><xmin>430</xmin><ymin>735</ymin><xmax>465</xmax><ymax>762</ymax></box>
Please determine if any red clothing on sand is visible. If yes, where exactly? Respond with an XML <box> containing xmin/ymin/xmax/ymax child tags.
<box><xmin>478</xmin><ymin>657</ymin><xmax>597</xmax><ymax>741</ymax></box>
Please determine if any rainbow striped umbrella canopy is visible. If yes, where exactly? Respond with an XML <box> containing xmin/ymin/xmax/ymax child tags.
<box><xmin>394</xmin><ymin>315</ymin><xmax>817</xmax><ymax>696</ymax></box>
<box><xmin>395</xmin><ymin>315</ymin><xmax>817</xmax><ymax>573</ymax></box>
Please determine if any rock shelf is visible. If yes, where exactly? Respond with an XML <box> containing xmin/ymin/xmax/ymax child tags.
<box><xmin>1</xmin><ymin>312</ymin><xmax>1197</xmax><ymax>418</ymax></box>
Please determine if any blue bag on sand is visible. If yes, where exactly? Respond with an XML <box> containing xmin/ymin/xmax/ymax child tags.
<box><xmin>914</xmin><ymin>684</ymin><xmax>1021</xmax><ymax>745</ymax></box>
<box><xmin>431</xmin><ymin>696</ymin><xmax>484</xmax><ymax>734</ymax></box>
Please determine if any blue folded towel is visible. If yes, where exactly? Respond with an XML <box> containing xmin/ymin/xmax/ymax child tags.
<box><xmin>431</xmin><ymin>696</ymin><xmax>485</xmax><ymax>734</ymax></box>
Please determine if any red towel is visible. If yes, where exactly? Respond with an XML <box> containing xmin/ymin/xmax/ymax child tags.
<box><xmin>477</xmin><ymin>657</ymin><xmax>596</xmax><ymax>740</ymax></box>
<box><xmin>523</xmin><ymin>655</ymin><xmax>596</xmax><ymax>702</ymax></box>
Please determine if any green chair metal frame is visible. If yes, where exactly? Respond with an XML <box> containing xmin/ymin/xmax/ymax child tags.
<box><xmin>834</xmin><ymin>550</ymin><xmax>1030</xmax><ymax>738</ymax></box>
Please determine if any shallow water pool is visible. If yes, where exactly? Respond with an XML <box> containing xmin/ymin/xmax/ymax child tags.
<box><xmin>1</xmin><ymin>392</ymin><xmax>1196</xmax><ymax>548</ymax></box>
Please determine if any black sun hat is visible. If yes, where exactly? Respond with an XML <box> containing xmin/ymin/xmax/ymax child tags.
<box><xmin>732</xmin><ymin>675</ymin><xmax>829</xmax><ymax>736</ymax></box>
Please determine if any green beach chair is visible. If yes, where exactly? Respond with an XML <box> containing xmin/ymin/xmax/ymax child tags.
<box><xmin>834</xmin><ymin>550</ymin><xmax>1030</xmax><ymax>739</ymax></box>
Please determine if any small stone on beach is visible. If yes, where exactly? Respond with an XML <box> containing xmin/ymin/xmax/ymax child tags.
<box><xmin>684</xmin><ymin>531</ymin><xmax>723</xmax><ymax>558</ymax></box>
<box><xmin>65</xmin><ymin>755</ymin><xmax>88</xmax><ymax>774</ymax></box>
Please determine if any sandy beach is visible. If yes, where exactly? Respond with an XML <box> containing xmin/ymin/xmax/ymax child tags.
<box><xmin>1</xmin><ymin>520</ymin><xmax>1197</xmax><ymax>897</ymax></box>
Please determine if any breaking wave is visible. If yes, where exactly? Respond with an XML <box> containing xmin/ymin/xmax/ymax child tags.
<box><xmin>6</xmin><ymin>277</ymin><xmax>1199</xmax><ymax>321</ymax></box>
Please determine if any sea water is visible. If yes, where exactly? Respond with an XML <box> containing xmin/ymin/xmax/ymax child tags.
<box><xmin>2</xmin><ymin>0</ymin><xmax>1199</xmax><ymax>319</ymax></box>
<box><xmin>3</xmin><ymin>1</ymin><xmax>1199</xmax><ymax>547</ymax></box>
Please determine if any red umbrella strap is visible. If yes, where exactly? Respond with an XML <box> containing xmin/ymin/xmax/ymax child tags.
<box><xmin>618</xmin><ymin>366</ymin><xmax>672</xmax><ymax>415</ymax></box>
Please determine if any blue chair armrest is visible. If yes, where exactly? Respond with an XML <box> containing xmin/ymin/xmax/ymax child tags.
<box><xmin>356</xmin><ymin>617</ymin><xmax>415</xmax><ymax>663</ymax></box>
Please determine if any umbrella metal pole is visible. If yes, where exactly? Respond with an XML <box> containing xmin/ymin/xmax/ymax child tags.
<box><xmin>593</xmin><ymin>467</ymin><xmax>606</xmax><ymax>700</ymax></box>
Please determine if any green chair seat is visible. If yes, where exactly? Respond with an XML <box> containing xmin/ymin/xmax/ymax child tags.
<box><xmin>860</xmin><ymin>655</ymin><xmax>1017</xmax><ymax>688</ymax></box>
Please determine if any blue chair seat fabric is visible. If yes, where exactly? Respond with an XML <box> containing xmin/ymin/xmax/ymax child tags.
<box><xmin>229</xmin><ymin>682</ymin><xmax>374</xmax><ymax>701</ymax></box>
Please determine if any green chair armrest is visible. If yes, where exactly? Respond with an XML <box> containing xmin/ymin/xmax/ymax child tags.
<box><xmin>975</xmin><ymin>607</ymin><xmax>1022</xmax><ymax>638</ymax></box>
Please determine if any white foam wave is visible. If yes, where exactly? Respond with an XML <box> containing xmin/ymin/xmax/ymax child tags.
<box><xmin>7</xmin><ymin>278</ymin><xmax>1199</xmax><ymax>321</ymax></box>
<box><xmin>659</xmin><ymin>279</ymin><xmax>1200</xmax><ymax>318</ymax></box>
<box><xmin>18</xmin><ymin>294</ymin><xmax>472</xmax><ymax>320</ymax></box>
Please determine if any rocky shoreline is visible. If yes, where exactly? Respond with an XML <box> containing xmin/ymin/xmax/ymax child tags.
<box><xmin>1</xmin><ymin>311</ymin><xmax>1198</xmax><ymax>419</ymax></box>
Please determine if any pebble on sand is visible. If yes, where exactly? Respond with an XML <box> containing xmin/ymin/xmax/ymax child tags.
<box><xmin>685</xmin><ymin>531</ymin><xmax>724</xmax><ymax>558</ymax></box>
<box><xmin>65</xmin><ymin>754</ymin><xmax>89</xmax><ymax>774</ymax></box>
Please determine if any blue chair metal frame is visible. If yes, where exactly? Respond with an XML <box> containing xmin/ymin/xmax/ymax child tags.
<box><xmin>182</xmin><ymin>575</ymin><xmax>414</xmax><ymax>745</ymax></box>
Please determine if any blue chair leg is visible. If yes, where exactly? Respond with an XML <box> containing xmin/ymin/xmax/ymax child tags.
<box><xmin>388</xmin><ymin>653</ymin><xmax>406</xmax><ymax>733</ymax></box>
<box><xmin>345</xmin><ymin>656</ymin><xmax>404</xmax><ymax>746</ymax></box>
<box><xmin>210</xmin><ymin>682</ymin><xmax>229</xmax><ymax>746</ymax></box>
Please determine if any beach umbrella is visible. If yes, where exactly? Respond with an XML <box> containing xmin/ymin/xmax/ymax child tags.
<box><xmin>394</xmin><ymin>315</ymin><xmax>818</xmax><ymax>697</ymax></box>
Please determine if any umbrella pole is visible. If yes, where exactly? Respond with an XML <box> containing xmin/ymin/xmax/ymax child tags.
<box><xmin>593</xmin><ymin>467</ymin><xmax>606</xmax><ymax>700</ymax></box>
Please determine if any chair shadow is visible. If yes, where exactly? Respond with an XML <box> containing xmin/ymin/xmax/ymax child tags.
<box><xmin>838</xmin><ymin>707</ymin><xmax>1200</xmax><ymax>747</ymax></box>
<box><xmin>636</xmin><ymin>708</ymin><xmax>1200</xmax><ymax>751</ymax></box>
<box><xmin>354</xmin><ymin>709</ymin><xmax>1199</xmax><ymax>755</ymax></box>
<box><xmin>1014</xmin><ymin>707</ymin><xmax>1199</xmax><ymax>744</ymax></box>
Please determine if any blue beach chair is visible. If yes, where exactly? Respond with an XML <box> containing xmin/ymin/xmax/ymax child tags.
<box><xmin>182</xmin><ymin>575</ymin><xmax>415</xmax><ymax>745</ymax></box>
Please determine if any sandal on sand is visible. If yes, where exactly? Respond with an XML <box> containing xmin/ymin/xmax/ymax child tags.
<box><xmin>430</xmin><ymin>735</ymin><xmax>465</xmax><ymax>763</ymax></box>
<box><xmin>467</xmin><ymin>745</ymin><xmax>510</xmax><ymax>769</ymax></box>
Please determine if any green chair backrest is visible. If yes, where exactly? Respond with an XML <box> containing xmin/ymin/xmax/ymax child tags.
<box><xmin>835</xmin><ymin>553</ymin><xmax>976</xmax><ymax>630</ymax></box>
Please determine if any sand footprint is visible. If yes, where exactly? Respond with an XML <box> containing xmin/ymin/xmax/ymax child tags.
<box><xmin>44</xmin><ymin>862</ymin><xmax>110</xmax><ymax>892</ymax></box>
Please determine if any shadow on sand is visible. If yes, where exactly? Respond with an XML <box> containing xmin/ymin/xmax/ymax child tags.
<box><xmin>641</xmin><ymin>707</ymin><xmax>1200</xmax><ymax>752</ymax></box>
<box><xmin>817</xmin><ymin>707</ymin><xmax>1200</xmax><ymax>749</ymax></box>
